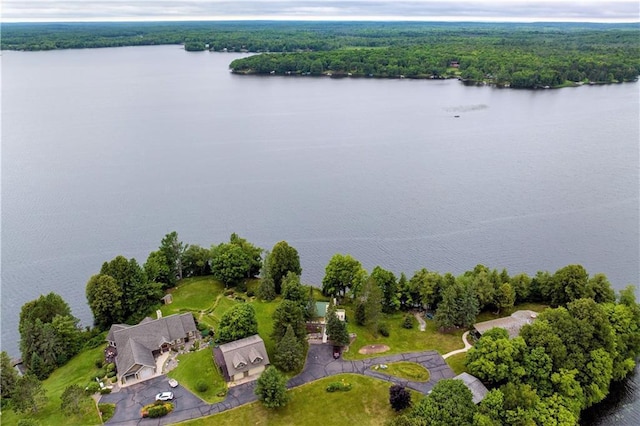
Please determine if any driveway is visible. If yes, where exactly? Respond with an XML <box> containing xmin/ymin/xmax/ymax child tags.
<box><xmin>102</xmin><ymin>346</ymin><xmax>454</xmax><ymax>424</ymax></box>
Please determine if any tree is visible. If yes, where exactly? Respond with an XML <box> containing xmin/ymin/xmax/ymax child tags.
<box><xmin>371</xmin><ymin>266</ymin><xmax>400</xmax><ymax>313</ymax></box>
<box><xmin>255</xmin><ymin>366</ymin><xmax>289</xmax><ymax>408</ymax></box>
<box><xmin>272</xmin><ymin>300</ymin><xmax>307</xmax><ymax>343</ymax></box>
<box><xmin>587</xmin><ymin>273</ymin><xmax>616</xmax><ymax>304</ymax></box>
<box><xmin>322</xmin><ymin>254</ymin><xmax>367</xmax><ymax>300</ymax></box>
<box><xmin>182</xmin><ymin>244</ymin><xmax>211</xmax><ymax>277</ymax></box>
<box><xmin>159</xmin><ymin>231</ymin><xmax>187</xmax><ymax>285</ymax></box>
<box><xmin>273</xmin><ymin>325</ymin><xmax>305</xmax><ymax>372</ymax></box>
<box><xmin>552</xmin><ymin>264</ymin><xmax>589</xmax><ymax>306</ymax></box>
<box><xmin>494</xmin><ymin>282</ymin><xmax>515</xmax><ymax>314</ymax></box>
<box><xmin>466</xmin><ymin>328</ymin><xmax>527</xmax><ymax>385</ymax></box>
<box><xmin>326</xmin><ymin>302</ymin><xmax>350</xmax><ymax>346</ymax></box>
<box><xmin>60</xmin><ymin>384</ymin><xmax>87</xmax><ymax>414</ymax></box>
<box><xmin>1</xmin><ymin>351</ymin><xmax>19</xmax><ymax>399</ymax></box>
<box><xmin>210</xmin><ymin>242</ymin><xmax>251</xmax><ymax>288</ymax></box>
<box><xmin>305</xmin><ymin>285</ymin><xmax>317</xmax><ymax>320</ymax></box>
<box><xmin>217</xmin><ymin>304</ymin><xmax>258</xmax><ymax>344</ymax></box>
<box><xmin>19</xmin><ymin>293</ymin><xmax>80</xmax><ymax>376</ymax></box>
<box><xmin>434</xmin><ymin>280</ymin><xmax>478</xmax><ymax>330</ymax></box>
<box><xmin>409</xmin><ymin>268</ymin><xmax>441</xmax><ymax>310</ymax></box>
<box><xmin>389</xmin><ymin>384</ymin><xmax>412</xmax><ymax>411</ymax></box>
<box><xmin>11</xmin><ymin>374</ymin><xmax>48</xmax><ymax>414</ymax></box>
<box><xmin>510</xmin><ymin>273</ymin><xmax>531</xmax><ymax>304</ymax></box>
<box><xmin>266</xmin><ymin>241</ymin><xmax>302</xmax><ymax>294</ymax></box>
<box><xmin>258</xmin><ymin>275</ymin><xmax>276</xmax><ymax>301</ymax></box>
<box><xmin>281</xmin><ymin>272</ymin><xmax>306</xmax><ymax>307</ymax></box>
<box><xmin>360</xmin><ymin>277</ymin><xmax>383</xmax><ymax>333</ymax></box>
<box><xmin>86</xmin><ymin>274</ymin><xmax>124</xmax><ymax>330</ymax></box>
<box><xmin>144</xmin><ymin>250</ymin><xmax>172</xmax><ymax>288</ymax></box>
<box><xmin>229</xmin><ymin>233</ymin><xmax>263</xmax><ymax>277</ymax></box>
<box><xmin>412</xmin><ymin>379</ymin><xmax>476</xmax><ymax>426</ymax></box>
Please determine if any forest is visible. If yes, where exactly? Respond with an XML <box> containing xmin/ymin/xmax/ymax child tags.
<box><xmin>2</xmin><ymin>21</ymin><xmax>639</xmax><ymax>88</ymax></box>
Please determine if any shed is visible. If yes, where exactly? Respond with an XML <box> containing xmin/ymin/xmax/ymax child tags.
<box><xmin>161</xmin><ymin>294</ymin><xmax>173</xmax><ymax>304</ymax></box>
<box><xmin>454</xmin><ymin>372</ymin><xmax>489</xmax><ymax>404</ymax></box>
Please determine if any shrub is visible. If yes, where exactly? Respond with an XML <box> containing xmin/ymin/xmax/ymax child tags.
<box><xmin>193</xmin><ymin>340</ymin><xmax>200</xmax><ymax>350</ymax></box>
<box><xmin>17</xmin><ymin>419</ymin><xmax>40</xmax><ymax>426</ymax></box>
<box><xmin>326</xmin><ymin>380</ymin><xmax>352</xmax><ymax>392</ymax></box>
<box><xmin>201</xmin><ymin>328</ymin><xmax>210</xmax><ymax>337</ymax></box>
<box><xmin>378</xmin><ymin>323</ymin><xmax>390</xmax><ymax>337</ymax></box>
<box><xmin>94</xmin><ymin>359</ymin><xmax>104</xmax><ymax>369</ymax></box>
<box><xmin>403</xmin><ymin>314</ymin><xmax>415</xmax><ymax>329</ymax></box>
<box><xmin>142</xmin><ymin>402</ymin><xmax>173</xmax><ymax>418</ymax></box>
<box><xmin>95</xmin><ymin>368</ymin><xmax>106</xmax><ymax>378</ymax></box>
<box><xmin>196</xmin><ymin>379</ymin><xmax>209</xmax><ymax>392</ymax></box>
<box><xmin>197</xmin><ymin>322</ymin><xmax>207</xmax><ymax>331</ymax></box>
<box><xmin>389</xmin><ymin>385</ymin><xmax>412</xmax><ymax>411</ymax></box>
<box><xmin>98</xmin><ymin>403</ymin><xmax>116</xmax><ymax>422</ymax></box>
<box><xmin>247</xmin><ymin>289</ymin><xmax>255</xmax><ymax>297</ymax></box>
<box><xmin>224</xmin><ymin>289</ymin><xmax>234</xmax><ymax>296</ymax></box>
<box><xmin>235</xmin><ymin>295</ymin><xmax>246</xmax><ymax>302</ymax></box>
<box><xmin>85</xmin><ymin>382</ymin><xmax>100</xmax><ymax>394</ymax></box>
<box><xmin>107</xmin><ymin>371</ymin><xmax>116</xmax><ymax>378</ymax></box>
<box><xmin>85</xmin><ymin>333</ymin><xmax>108</xmax><ymax>349</ymax></box>
<box><xmin>100</xmin><ymin>388</ymin><xmax>112</xmax><ymax>395</ymax></box>
<box><xmin>105</xmin><ymin>362</ymin><xmax>115</xmax><ymax>372</ymax></box>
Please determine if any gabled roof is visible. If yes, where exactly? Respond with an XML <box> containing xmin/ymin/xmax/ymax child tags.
<box><xmin>216</xmin><ymin>334</ymin><xmax>269</xmax><ymax>380</ymax></box>
<box><xmin>454</xmin><ymin>372</ymin><xmax>489</xmax><ymax>404</ymax></box>
<box><xmin>473</xmin><ymin>310</ymin><xmax>538</xmax><ymax>339</ymax></box>
<box><xmin>108</xmin><ymin>313</ymin><xmax>197</xmax><ymax>378</ymax></box>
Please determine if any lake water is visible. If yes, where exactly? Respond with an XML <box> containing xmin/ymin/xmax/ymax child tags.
<box><xmin>1</xmin><ymin>46</ymin><xmax>638</xmax><ymax>422</ymax></box>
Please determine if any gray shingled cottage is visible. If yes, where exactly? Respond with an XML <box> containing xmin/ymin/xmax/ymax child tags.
<box><xmin>106</xmin><ymin>313</ymin><xmax>197</xmax><ymax>384</ymax></box>
<box><xmin>213</xmin><ymin>334</ymin><xmax>270</xmax><ymax>383</ymax></box>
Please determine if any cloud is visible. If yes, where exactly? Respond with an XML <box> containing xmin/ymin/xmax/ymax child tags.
<box><xmin>2</xmin><ymin>1</ymin><xmax>639</xmax><ymax>23</ymax></box>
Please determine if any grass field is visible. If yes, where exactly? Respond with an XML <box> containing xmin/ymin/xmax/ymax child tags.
<box><xmin>445</xmin><ymin>352</ymin><xmax>468</xmax><ymax>375</ymax></box>
<box><xmin>375</xmin><ymin>361</ymin><xmax>430</xmax><ymax>382</ymax></box>
<box><xmin>1</xmin><ymin>346</ymin><xmax>104</xmax><ymax>426</ymax></box>
<box><xmin>342</xmin><ymin>309</ymin><xmax>465</xmax><ymax>360</ymax></box>
<box><xmin>178</xmin><ymin>374</ymin><xmax>420</xmax><ymax>426</ymax></box>
<box><xmin>167</xmin><ymin>348</ymin><xmax>227</xmax><ymax>403</ymax></box>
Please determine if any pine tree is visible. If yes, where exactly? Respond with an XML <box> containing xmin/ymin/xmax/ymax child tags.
<box><xmin>326</xmin><ymin>302</ymin><xmax>350</xmax><ymax>346</ymax></box>
<box><xmin>274</xmin><ymin>325</ymin><xmax>305</xmax><ymax>372</ymax></box>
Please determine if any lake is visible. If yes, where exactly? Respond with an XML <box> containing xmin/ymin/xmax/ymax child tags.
<box><xmin>1</xmin><ymin>46</ymin><xmax>638</xmax><ymax>423</ymax></box>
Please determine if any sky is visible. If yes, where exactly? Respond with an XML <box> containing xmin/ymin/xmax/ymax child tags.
<box><xmin>2</xmin><ymin>0</ymin><xmax>639</xmax><ymax>23</ymax></box>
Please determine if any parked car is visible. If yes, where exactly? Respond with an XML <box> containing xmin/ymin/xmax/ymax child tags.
<box><xmin>168</xmin><ymin>378</ymin><xmax>179</xmax><ymax>388</ymax></box>
<box><xmin>155</xmin><ymin>391</ymin><xmax>174</xmax><ymax>401</ymax></box>
<box><xmin>333</xmin><ymin>346</ymin><xmax>342</xmax><ymax>359</ymax></box>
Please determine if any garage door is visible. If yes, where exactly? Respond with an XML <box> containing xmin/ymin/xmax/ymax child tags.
<box><xmin>138</xmin><ymin>367</ymin><xmax>154</xmax><ymax>380</ymax></box>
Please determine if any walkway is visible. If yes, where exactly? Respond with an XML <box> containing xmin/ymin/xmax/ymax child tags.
<box><xmin>414</xmin><ymin>312</ymin><xmax>427</xmax><ymax>331</ymax></box>
<box><xmin>103</xmin><ymin>345</ymin><xmax>455</xmax><ymax>425</ymax></box>
<box><xmin>442</xmin><ymin>331</ymin><xmax>473</xmax><ymax>359</ymax></box>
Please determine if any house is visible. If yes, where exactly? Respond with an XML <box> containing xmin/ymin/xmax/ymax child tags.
<box><xmin>308</xmin><ymin>301</ymin><xmax>345</xmax><ymax>343</ymax></box>
<box><xmin>454</xmin><ymin>372</ymin><xmax>489</xmax><ymax>404</ymax></box>
<box><xmin>106</xmin><ymin>313</ymin><xmax>197</xmax><ymax>384</ymax></box>
<box><xmin>213</xmin><ymin>334</ymin><xmax>270</xmax><ymax>382</ymax></box>
<box><xmin>473</xmin><ymin>310</ymin><xmax>538</xmax><ymax>339</ymax></box>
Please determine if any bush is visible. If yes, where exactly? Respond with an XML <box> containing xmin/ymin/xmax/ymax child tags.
<box><xmin>326</xmin><ymin>380</ymin><xmax>352</xmax><ymax>392</ymax></box>
<box><xmin>378</xmin><ymin>323</ymin><xmax>390</xmax><ymax>337</ymax></box>
<box><xmin>17</xmin><ymin>419</ymin><xmax>40</xmax><ymax>426</ymax></box>
<box><xmin>105</xmin><ymin>362</ymin><xmax>115</xmax><ymax>372</ymax></box>
<box><xmin>85</xmin><ymin>332</ymin><xmax>108</xmax><ymax>349</ymax></box>
<box><xmin>403</xmin><ymin>314</ymin><xmax>415</xmax><ymax>329</ymax></box>
<box><xmin>193</xmin><ymin>340</ymin><xmax>200</xmax><ymax>350</ymax></box>
<box><xmin>224</xmin><ymin>289</ymin><xmax>234</xmax><ymax>296</ymax></box>
<box><xmin>389</xmin><ymin>385</ymin><xmax>412</xmax><ymax>411</ymax></box>
<box><xmin>201</xmin><ymin>328</ymin><xmax>210</xmax><ymax>337</ymax></box>
<box><xmin>107</xmin><ymin>371</ymin><xmax>116</xmax><ymax>378</ymax></box>
<box><xmin>196</xmin><ymin>379</ymin><xmax>209</xmax><ymax>392</ymax></box>
<box><xmin>85</xmin><ymin>382</ymin><xmax>100</xmax><ymax>394</ymax></box>
<box><xmin>100</xmin><ymin>388</ymin><xmax>112</xmax><ymax>395</ymax></box>
<box><xmin>142</xmin><ymin>402</ymin><xmax>173</xmax><ymax>418</ymax></box>
<box><xmin>197</xmin><ymin>322</ymin><xmax>207</xmax><ymax>331</ymax></box>
<box><xmin>98</xmin><ymin>403</ymin><xmax>116</xmax><ymax>422</ymax></box>
<box><xmin>247</xmin><ymin>289</ymin><xmax>255</xmax><ymax>297</ymax></box>
<box><xmin>94</xmin><ymin>359</ymin><xmax>104</xmax><ymax>369</ymax></box>
<box><xmin>95</xmin><ymin>368</ymin><xmax>106</xmax><ymax>378</ymax></box>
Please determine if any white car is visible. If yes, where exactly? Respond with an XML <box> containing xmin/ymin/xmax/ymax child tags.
<box><xmin>168</xmin><ymin>378</ymin><xmax>179</xmax><ymax>388</ymax></box>
<box><xmin>155</xmin><ymin>391</ymin><xmax>174</xmax><ymax>401</ymax></box>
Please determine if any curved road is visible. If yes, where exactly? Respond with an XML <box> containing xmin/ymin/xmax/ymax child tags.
<box><xmin>102</xmin><ymin>345</ymin><xmax>455</xmax><ymax>425</ymax></box>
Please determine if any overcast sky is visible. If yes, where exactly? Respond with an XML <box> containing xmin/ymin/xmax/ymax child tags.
<box><xmin>3</xmin><ymin>0</ymin><xmax>639</xmax><ymax>23</ymax></box>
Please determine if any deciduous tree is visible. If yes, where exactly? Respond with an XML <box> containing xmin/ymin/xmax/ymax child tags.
<box><xmin>11</xmin><ymin>374</ymin><xmax>48</xmax><ymax>414</ymax></box>
<box><xmin>1</xmin><ymin>351</ymin><xmax>19</xmax><ymax>400</ymax></box>
<box><xmin>86</xmin><ymin>274</ymin><xmax>124</xmax><ymax>330</ymax></box>
<box><xmin>255</xmin><ymin>366</ymin><xmax>289</xmax><ymax>408</ymax></box>
<box><xmin>322</xmin><ymin>253</ymin><xmax>367</xmax><ymax>300</ymax></box>
<box><xmin>266</xmin><ymin>241</ymin><xmax>302</xmax><ymax>294</ymax></box>
<box><xmin>217</xmin><ymin>304</ymin><xmax>258</xmax><ymax>344</ymax></box>
<box><xmin>60</xmin><ymin>384</ymin><xmax>87</xmax><ymax>414</ymax></box>
<box><xmin>412</xmin><ymin>379</ymin><xmax>475</xmax><ymax>426</ymax></box>
<box><xmin>389</xmin><ymin>384</ymin><xmax>412</xmax><ymax>411</ymax></box>
<box><xmin>210</xmin><ymin>243</ymin><xmax>251</xmax><ymax>288</ymax></box>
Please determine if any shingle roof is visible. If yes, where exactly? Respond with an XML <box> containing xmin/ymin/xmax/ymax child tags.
<box><xmin>217</xmin><ymin>335</ymin><xmax>269</xmax><ymax>380</ymax></box>
<box><xmin>454</xmin><ymin>372</ymin><xmax>489</xmax><ymax>404</ymax></box>
<box><xmin>108</xmin><ymin>313</ymin><xmax>197</xmax><ymax>379</ymax></box>
<box><xmin>473</xmin><ymin>310</ymin><xmax>538</xmax><ymax>339</ymax></box>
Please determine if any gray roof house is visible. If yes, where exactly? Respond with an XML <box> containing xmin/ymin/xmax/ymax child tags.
<box><xmin>106</xmin><ymin>313</ymin><xmax>197</xmax><ymax>385</ymax></box>
<box><xmin>473</xmin><ymin>310</ymin><xmax>538</xmax><ymax>339</ymax></box>
<box><xmin>213</xmin><ymin>334</ymin><xmax>270</xmax><ymax>383</ymax></box>
<box><xmin>454</xmin><ymin>372</ymin><xmax>489</xmax><ymax>404</ymax></box>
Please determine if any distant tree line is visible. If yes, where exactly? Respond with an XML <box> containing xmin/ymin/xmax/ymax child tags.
<box><xmin>2</xmin><ymin>22</ymin><xmax>638</xmax><ymax>88</ymax></box>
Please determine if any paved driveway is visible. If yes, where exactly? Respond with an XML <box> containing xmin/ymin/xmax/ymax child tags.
<box><xmin>102</xmin><ymin>346</ymin><xmax>454</xmax><ymax>425</ymax></box>
<box><xmin>101</xmin><ymin>376</ymin><xmax>211</xmax><ymax>426</ymax></box>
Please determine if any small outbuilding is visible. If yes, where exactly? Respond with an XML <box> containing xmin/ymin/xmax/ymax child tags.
<box><xmin>454</xmin><ymin>372</ymin><xmax>489</xmax><ymax>404</ymax></box>
<box><xmin>161</xmin><ymin>294</ymin><xmax>173</xmax><ymax>305</ymax></box>
<box><xmin>214</xmin><ymin>334</ymin><xmax>270</xmax><ymax>383</ymax></box>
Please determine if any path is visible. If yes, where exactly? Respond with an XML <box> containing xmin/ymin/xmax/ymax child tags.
<box><xmin>442</xmin><ymin>331</ymin><xmax>472</xmax><ymax>359</ymax></box>
<box><xmin>103</xmin><ymin>345</ymin><xmax>455</xmax><ymax>425</ymax></box>
<box><xmin>414</xmin><ymin>312</ymin><xmax>426</xmax><ymax>331</ymax></box>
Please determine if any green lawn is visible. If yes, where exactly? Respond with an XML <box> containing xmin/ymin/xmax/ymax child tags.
<box><xmin>178</xmin><ymin>374</ymin><xmax>419</xmax><ymax>426</ymax></box>
<box><xmin>167</xmin><ymin>348</ymin><xmax>227</xmax><ymax>403</ymax></box>
<box><xmin>160</xmin><ymin>276</ymin><xmax>225</xmax><ymax>317</ymax></box>
<box><xmin>342</xmin><ymin>309</ymin><xmax>464</xmax><ymax>360</ymax></box>
<box><xmin>445</xmin><ymin>353</ymin><xmax>468</xmax><ymax>375</ymax></box>
<box><xmin>374</xmin><ymin>361</ymin><xmax>430</xmax><ymax>382</ymax></box>
<box><xmin>1</xmin><ymin>346</ymin><xmax>104</xmax><ymax>426</ymax></box>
